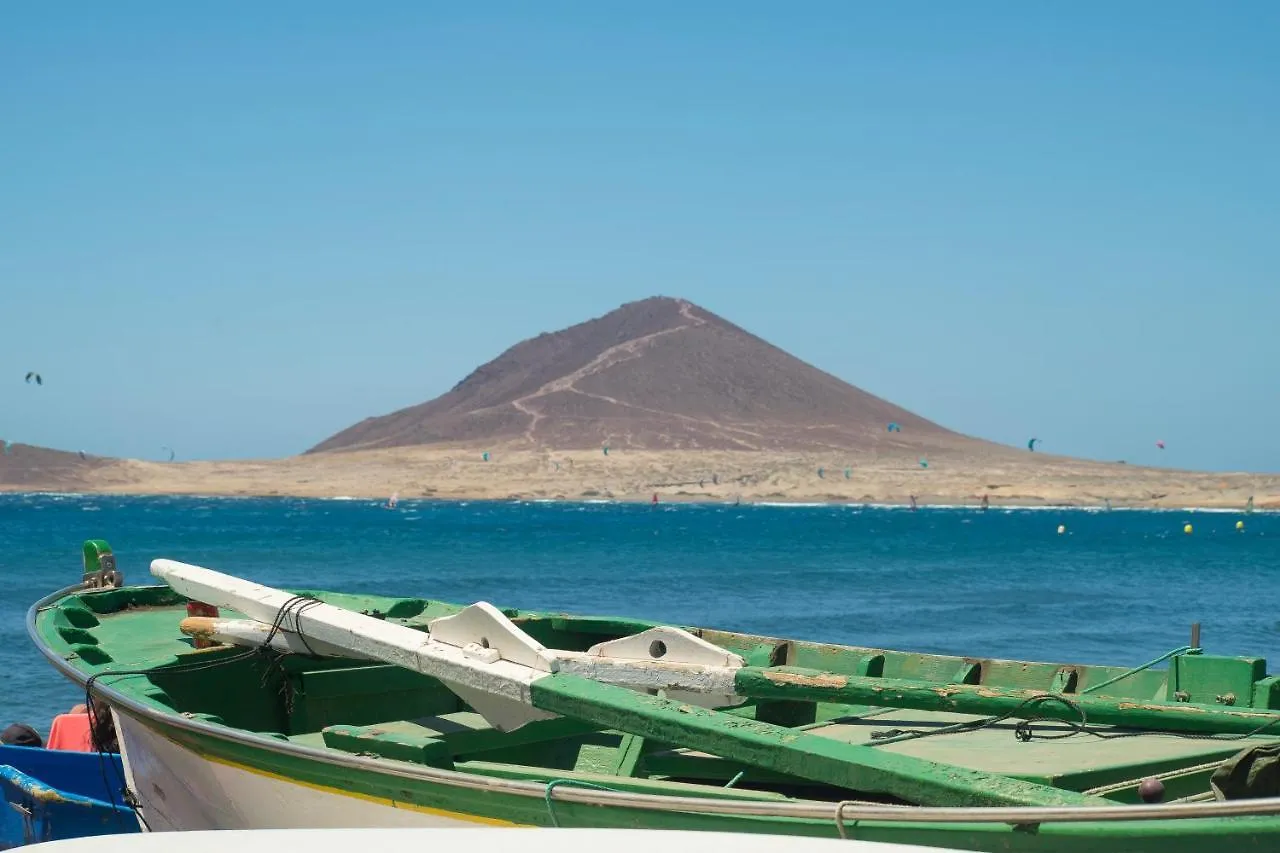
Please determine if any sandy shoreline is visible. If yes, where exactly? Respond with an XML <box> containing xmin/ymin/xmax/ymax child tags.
<box><xmin>6</xmin><ymin>446</ymin><xmax>1276</xmax><ymax>511</ymax></box>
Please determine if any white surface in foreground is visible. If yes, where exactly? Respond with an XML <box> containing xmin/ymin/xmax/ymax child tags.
<box><xmin>33</xmin><ymin>828</ymin><xmax>949</xmax><ymax>853</ymax></box>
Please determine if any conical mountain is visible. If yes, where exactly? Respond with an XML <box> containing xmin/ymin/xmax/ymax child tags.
<box><xmin>310</xmin><ymin>297</ymin><xmax>982</xmax><ymax>454</ymax></box>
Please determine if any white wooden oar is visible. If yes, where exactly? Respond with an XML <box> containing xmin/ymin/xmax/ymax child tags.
<box><xmin>180</xmin><ymin>614</ymin><xmax>743</xmax><ymax>709</ymax></box>
<box><xmin>154</xmin><ymin>560</ymin><xmax>742</xmax><ymax>729</ymax></box>
<box><xmin>155</xmin><ymin>559</ymin><xmax>560</xmax><ymax>729</ymax></box>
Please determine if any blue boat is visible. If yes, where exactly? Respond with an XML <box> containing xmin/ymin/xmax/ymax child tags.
<box><xmin>0</xmin><ymin>745</ymin><xmax>140</xmax><ymax>848</ymax></box>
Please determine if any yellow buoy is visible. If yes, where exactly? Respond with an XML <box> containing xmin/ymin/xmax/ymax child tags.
<box><xmin>1183</xmin><ymin>523</ymin><xmax>1193</xmax><ymax>535</ymax></box>
<box><xmin>1237</xmin><ymin>520</ymin><xmax>1245</xmax><ymax>531</ymax></box>
<box><xmin>1057</xmin><ymin>524</ymin><xmax>1066</xmax><ymax>535</ymax></box>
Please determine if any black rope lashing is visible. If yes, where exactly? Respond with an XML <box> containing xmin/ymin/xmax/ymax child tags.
<box><xmin>868</xmin><ymin>692</ymin><xmax>1280</xmax><ymax>746</ymax></box>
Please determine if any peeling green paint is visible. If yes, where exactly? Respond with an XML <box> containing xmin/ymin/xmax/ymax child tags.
<box><xmin>531</xmin><ymin>674</ymin><xmax>1105</xmax><ymax>808</ymax></box>
<box><xmin>734</xmin><ymin>666</ymin><xmax>1280</xmax><ymax>736</ymax></box>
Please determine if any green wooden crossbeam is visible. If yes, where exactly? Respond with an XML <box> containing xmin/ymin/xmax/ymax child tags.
<box><xmin>531</xmin><ymin>672</ymin><xmax>1106</xmax><ymax>808</ymax></box>
<box><xmin>733</xmin><ymin>666</ymin><xmax>1280</xmax><ymax>737</ymax></box>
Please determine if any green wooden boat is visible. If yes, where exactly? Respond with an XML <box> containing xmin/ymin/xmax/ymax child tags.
<box><xmin>27</xmin><ymin>540</ymin><xmax>1280</xmax><ymax>851</ymax></box>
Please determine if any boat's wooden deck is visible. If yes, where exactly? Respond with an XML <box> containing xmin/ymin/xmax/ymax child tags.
<box><xmin>804</xmin><ymin>709</ymin><xmax>1259</xmax><ymax>789</ymax></box>
<box><xmin>311</xmin><ymin>706</ymin><xmax>1260</xmax><ymax>802</ymax></box>
<box><xmin>92</xmin><ymin>605</ymin><xmax>255</xmax><ymax>666</ymax></box>
<box><xmin>653</xmin><ymin>707</ymin><xmax>1266</xmax><ymax>798</ymax></box>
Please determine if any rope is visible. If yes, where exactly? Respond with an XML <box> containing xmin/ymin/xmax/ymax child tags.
<box><xmin>85</xmin><ymin>668</ymin><xmax>168</xmax><ymax>833</ymax></box>
<box><xmin>256</xmin><ymin>596</ymin><xmax>323</xmax><ymax>714</ymax></box>
<box><xmin>868</xmin><ymin>694</ymin><xmax>1089</xmax><ymax>746</ymax></box>
<box><xmin>1083</xmin><ymin>759</ymin><xmax>1228</xmax><ymax>797</ymax></box>
<box><xmin>834</xmin><ymin>799</ymin><xmax>892</xmax><ymax>838</ymax></box>
<box><xmin>272</xmin><ymin>595</ymin><xmax>323</xmax><ymax>656</ymax></box>
<box><xmin>543</xmin><ymin>779</ymin><xmax>620</xmax><ymax>827</ymax></box>
<box><xmin>1081</xmin><ymin>646</ymin><xmax>1200</xmax><ymax>695</ymax></box>
<box><xmin>834</xmin><ymin>801</ymin><xmax>855</xmax><ymax>839</ymax></box>
<box><xmin>869</xmin><ymin>691</ymin><xmax>1280</xmax><ymax>747</ymax></box>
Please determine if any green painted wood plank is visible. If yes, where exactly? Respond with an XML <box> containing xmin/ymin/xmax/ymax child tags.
<box><xmin>733</xmin><ymin>666</ymin><xmax>1280</xmax><ymax>736</ymax></box>
<box><xmin>326</xmin><ymin>711</ymin><xmax>601</xmax><ymax>759</ymax></box>
<box><xmin>530</xmin><ymin>673</ymin><xmax>1105</xmax><ymax>808</ymax></box>
<box><xmin>609</xmin><ymin>733</ymin><xmax>648</xmax><ymax>778</ymax></box>
<box><xmin>322</xmin><ymin>724</ymin><xmax>454</xmax><ymax>767</ymax></box>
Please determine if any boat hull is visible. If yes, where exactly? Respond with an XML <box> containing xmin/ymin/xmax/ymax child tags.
<box><xmin>113</xmin><ymin>713</ymin><xmax>496</xmax><ymax>830</ymax></box>
<box><xmin>109</xmin><ymin>706</ymin><xmax>1280</xmax><ymax>852</ymax></box>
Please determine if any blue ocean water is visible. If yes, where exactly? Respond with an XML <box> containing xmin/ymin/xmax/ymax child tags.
<box><xmin>2</xmin><ymin>494</ymin><xmax>1276</xmax><ymax>735</ymax></box>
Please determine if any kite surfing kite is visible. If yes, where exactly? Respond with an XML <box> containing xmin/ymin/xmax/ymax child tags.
<box><xmin>162</xmin><ymin>446</ymin><xmax>175</xmax><ymax>462</ymax></box>
<box><xmin>887</xmin><ymin>422</ymin><xmax>901</xmax><ymax>433</ymax></box>
<box><xmin>1156</xmin><ymin>440</ymin><xmax>1166</xmax><ymax>450</ymax></box>
<box><xmin>1028</xmin><ymin>437</ymin><xmax>1041</xmax><ymax>452</ymax></box>
<box><xmin>24</xmin><ymin>372</ymin><xmax>41</xmax><ymax>386</ymax></box>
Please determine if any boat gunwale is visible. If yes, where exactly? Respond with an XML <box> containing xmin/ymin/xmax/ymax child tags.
<box><xmin>27</xmin><ymin>582</ymin><xmax>1280</xmax><ymax>828</ymax></box>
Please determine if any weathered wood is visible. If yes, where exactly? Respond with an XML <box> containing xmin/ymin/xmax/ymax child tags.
<box><xmin>733</xmin><ymin>666</ymin><xmax>1280</xmax><ymax>737</ymax></box>
<box><xmin>157</xmin><ymin>561</ymin><xmax>741</xmax><ymax>722</ymax></box>
<box><xmin>153</xmin><ymin>560</ymin><xmax>558</xmax><ymax>731</ymax></box>
<box><xmin>181</xmin><ymin>616</ymin><xmax>376</xmax><ymax>660</ymax></box>
<box><xmin>530</xmin><ymin>673</ymin><xmax>1107</xmax><ymax>809</ymax></box>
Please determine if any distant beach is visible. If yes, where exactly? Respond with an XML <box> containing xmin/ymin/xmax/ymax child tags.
<box><xmin>5</xmin><ymin>446</ymin><xmax>1274</xmax><ymax>510</ymax></box>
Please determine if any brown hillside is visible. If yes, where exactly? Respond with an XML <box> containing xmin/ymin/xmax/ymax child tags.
<box><xmin>310</xmin><ymin>297</ymin><xmax>994</xmax><ymax>454</ymax></box>
<box><xmin>0</xmin><ymin>443</ymin><xmax>106</xmax><ymax>489</ymax></box>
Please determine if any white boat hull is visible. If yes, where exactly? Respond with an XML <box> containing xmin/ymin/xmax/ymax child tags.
<box><xmin>109</xmin><ymin>712</ymin><xmax>944</xmax><ymax>852</ymax></box>
<box><xmin>114</xmin><ymin>712</ymin><xmax>508</xmax><ymax>831</ymax></box>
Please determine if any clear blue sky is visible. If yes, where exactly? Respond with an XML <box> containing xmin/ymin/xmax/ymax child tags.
<box><xmin>2</xmin><ymin>3</ymin><xmax>1277</xmax><ymax>470</ymax></box>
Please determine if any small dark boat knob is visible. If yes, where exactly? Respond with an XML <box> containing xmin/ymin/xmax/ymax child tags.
<box><xmin>1138</xmin><ymin>777</ymin><xmax>1166</xmax><ymax>803</ymax></box>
